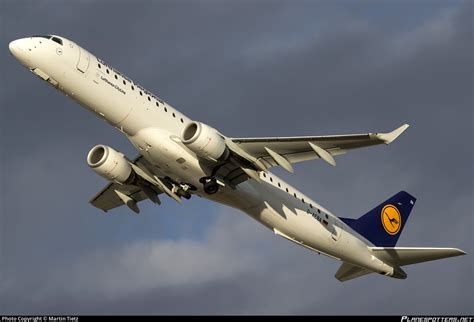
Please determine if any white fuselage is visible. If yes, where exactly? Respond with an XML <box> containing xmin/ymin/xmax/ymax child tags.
<box><xmin>9</xmin><ymin>36</ymin><xmax>396</xmax><ymax>276</ymax></box>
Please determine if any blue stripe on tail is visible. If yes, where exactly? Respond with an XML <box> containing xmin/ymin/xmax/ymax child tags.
<box><xmin>340</xmin><ymin>191</ymin><xmax>416</xmax><ymax>247</ymax></box>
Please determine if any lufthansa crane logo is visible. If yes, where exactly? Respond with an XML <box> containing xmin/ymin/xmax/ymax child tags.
<box><xmin>381</xmin><ymin>204</ymin><xmax>401</xmax><ymax>235</ymax></box>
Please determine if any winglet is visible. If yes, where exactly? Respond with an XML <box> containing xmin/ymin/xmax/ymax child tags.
<box><xmin>377</xmin><ymin>124</ymin><xmax>410</xmax><ymax>144</ymax></box>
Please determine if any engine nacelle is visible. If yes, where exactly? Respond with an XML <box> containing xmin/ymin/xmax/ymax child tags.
<box><xmin>181</xmin><ymin>121</ymin><xmax>229</xmax><ymax>161</ymax></box>
<box><xmin>87</xmin><ymin>145</ymin><xmax>135</xmax><ymax>184</ymax></box>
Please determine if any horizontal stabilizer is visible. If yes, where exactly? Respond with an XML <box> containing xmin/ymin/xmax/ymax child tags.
<box><xmin>370</xmin><ymin>247</ymin><xmax>466</xmax><ymax>266</ymax></box>
<box><xmin>335</xmin><ymin>262</ymin><xmax>372</xmax><ymax>282</ymax></box>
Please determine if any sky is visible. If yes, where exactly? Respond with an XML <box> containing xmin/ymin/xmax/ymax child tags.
<box><xmin>0</xmin><ymin>0</ymin><xmax>473</xmax><ymax>315</ymax></box>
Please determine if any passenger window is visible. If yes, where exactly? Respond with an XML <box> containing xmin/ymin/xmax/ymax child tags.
<box><xmin>106</xmin><ymin>69</ymin><xmax>109</xmax><ymax>74</ymax></box>
<box><xmin>286</xmin><ymin>188</ymin><xmax>289</xmax><ymax>192</ymax></box>
<box><xmin>302</xmin><ymin>198</ymin><xmax>305</xmax><ymax>203</ymax></box>
<box><xmin>156</xmin><ymin>102</ymin><xmax>159</xmax><ymax>107</ymax></box>
<box><xmin>131</xmin><ymin>85</ymin><xmax>134</xmax><ymax>90</ymax></box>
<box><xmin>139</xmin><ymin>91</ymin><xmax>142</xmax><ymax>96</ymax></box>
<box><xmin>294</xmin><ymin>193</ymin><xmax>297</xmax><ymax>198</ymax></box>
<box><xmin>172</xmin><ymin>113</ymin><xmax>176</xmax><ymax>118</ymax></box>
<box><xmin>123</xmin><ymin>80</ymin><xmax>126</xmax><ymax>85</ymax></box>
<box><xmin>263</xmin><ymin>173</ymin><xmax>266</xmax><ymax>178</ymax></box>
<box><xmin>270</xmin><ymin>177</ymin><xmax>273</xmax><ymax>182</ymax></box>
<box><xmin>114</xmin><ymin>75</ymin><xmax>118</xmax><ymax>80</ymax></box>
<box><xmin>181</xmin><ymin>118</ymin><xmax>184</xmax><ymax>123</ymax></box>
<box><xmin>164</xmin><ymin>107</ymin><xmax>167</xmax><ymax>112</ymax></box>
<box><xmin>148</xmin><ymin>96</ymin><xmax>151</xmax><ymax>101</ymax></box>
<box><xmin>310</xmin><ymin>203</ymin><xmax>313</xmax><ymax>209</ymax></box>
<box><xmin>51</xmin><ymin>37</ymin><xmax>63</xmax><ymax>45</ymax></box>
<box><xmin>98</xmin><ymin>63</ymin><xmax>101</xmax><ymax>69</ymax></box>
<box><xmin>278</xmin><ymin>182</ymin><xmax>281</xmax><ymax>188</ymax></box>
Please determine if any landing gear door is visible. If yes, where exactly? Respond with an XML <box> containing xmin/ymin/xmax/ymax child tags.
<box><xmin>77</xmin><ymin>47</ymin><xmax>90</xmax><ymax>73</ymax></box>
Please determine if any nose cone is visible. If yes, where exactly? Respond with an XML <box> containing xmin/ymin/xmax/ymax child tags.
<box><xmin>9</xmin><ymin>39</ymin><xmax>20</xmax><ymax>55</ymax></box>
<box><xmin>9</xmin><ymin>38</ymin><xmax>31</xmax><ymax>66</ymax></box>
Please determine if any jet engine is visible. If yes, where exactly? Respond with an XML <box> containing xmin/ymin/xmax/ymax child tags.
<box><xmin>87</xmin><ymin>145</ymin><xmax>135</xmax><ymax>184</ymax></box>
<box><xmin>181</xmin><ymin>121</ymin><xmax>229</xmax><ymax>161</ymax></box>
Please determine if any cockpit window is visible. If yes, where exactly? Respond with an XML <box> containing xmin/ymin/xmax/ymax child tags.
<box><xmin>32</xmin><ymin>35</ymin><xmax>63</xmax><ymax>45</ymax></box>
<box><xmin>51</xmin><ymin>37</ymin><xmax>63</xmax><ymax>45</ymax></box>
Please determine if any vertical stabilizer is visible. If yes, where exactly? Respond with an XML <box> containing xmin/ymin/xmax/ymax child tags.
<box><xmin>340</xmin><ymin>191</ymin><xmax>416</xmax><ymax>247</ymax></box>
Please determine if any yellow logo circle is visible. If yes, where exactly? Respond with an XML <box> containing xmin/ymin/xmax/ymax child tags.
<box><xmin>381</xmin><ymin>204</ymin><xmax>401</xmax><ymax>235</ymax></box>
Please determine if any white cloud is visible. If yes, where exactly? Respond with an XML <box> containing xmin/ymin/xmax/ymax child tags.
<box><xmin>45</xmin><ymin>210</ymin><xmax>269</xmax><ymax>298</ymax></box>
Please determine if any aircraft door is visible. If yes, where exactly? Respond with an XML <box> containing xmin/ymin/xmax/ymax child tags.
<box><xmin>76</xmin><ymin>47</ymin><xmax>90</xmax><ymax>73</ymax></box>
<box><xmin>331</xmin><ymin>218</ymin><xmax>343</xmax><ymax>241</ymax></box>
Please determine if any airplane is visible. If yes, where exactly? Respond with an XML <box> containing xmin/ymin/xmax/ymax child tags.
<box><xmin>9</xmin><ymin>34</ymin><xmax>466</xmax><ymax>282</ymax></box>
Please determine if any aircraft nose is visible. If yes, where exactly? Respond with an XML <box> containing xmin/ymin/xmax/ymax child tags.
<box><xmin>9</xmin><ymin>38</ymin><xmax>31</xmax><ymax>66</ymax></box>
<box><xmin>8</xmin><ymin>39</ymin><xmax>20</xmax><ymax>55</ymax></box>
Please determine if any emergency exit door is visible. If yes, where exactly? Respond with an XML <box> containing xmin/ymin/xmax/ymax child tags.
<box><xmin>77</xmin><ymin>47</ymin><xmax>90</xmax><ymax>73</ymax></box>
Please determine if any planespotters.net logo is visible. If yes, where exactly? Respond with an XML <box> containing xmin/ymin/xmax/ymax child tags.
<box><xmin>402</xmin><ymin>316</ymin><xmax>474</xmax><ymax>322</ymax></box>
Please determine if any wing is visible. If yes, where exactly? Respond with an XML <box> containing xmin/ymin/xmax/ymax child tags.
<box><xmin>89</xmin><ymin>155</ymin><xmax>163</xmax><ymax>213</ymax></box>
<box><xmin>89</xmin><ymin>182</ymin><xmax>149</xmax><ymax>213</ymax></box>
<box><xmin>227</xmin><ymin>124</ymin><xmax>409</xmax><ymax>172</ymax></box>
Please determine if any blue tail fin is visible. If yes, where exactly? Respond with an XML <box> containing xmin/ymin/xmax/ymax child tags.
<box><xmin>340</xmin><ymin>191</ymin><xmax>417</xmax><ymax>247</ymax></box>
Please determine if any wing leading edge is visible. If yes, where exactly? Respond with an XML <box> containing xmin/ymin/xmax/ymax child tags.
<box><xmin>228</xmin><ymin>124</ymin><xmax>409</xmax><ymax>171</ymax></box>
